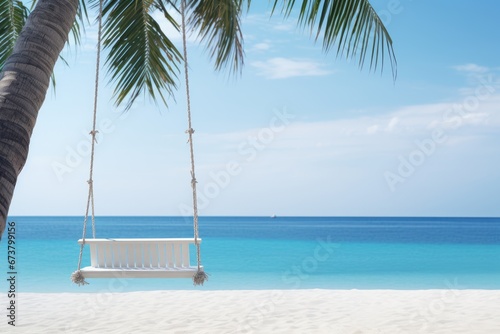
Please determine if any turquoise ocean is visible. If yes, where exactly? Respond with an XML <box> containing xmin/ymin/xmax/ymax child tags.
<box><xmin>1</xmin><ymin>216</ymin><xmax>499</xmax><ymax>293</ymax></box>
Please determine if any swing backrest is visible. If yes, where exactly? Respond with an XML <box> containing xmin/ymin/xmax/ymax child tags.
<box><xmin>78</xmin><ymin>238</ymin><xmax>200</xmax><ymax>269</ymax></box>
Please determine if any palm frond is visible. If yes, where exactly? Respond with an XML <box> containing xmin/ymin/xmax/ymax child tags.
<box><xmin>68</xmin><ymin>0</ymin><xmax>89</xmax><ymax>46</ymax></box>
<box><xmin>186</xmin><ymin>0</ymin><xmax>247</xmax><ymax>74</ymax></box>
<box><xmin>102</xmin><ymin>0</ymin><xmax>182</xmax><ymax>110</ymax></box>
<box><xmin>154</xmin><ymin>0</ymin><xmax>180</xmax><ymax>31</ymax></box>
<box><xmin>0</xmin><ymin>0</ymin><xmax>29</xmax><ymax>69</ymax></box>
<box><xmin>272</xmin><ymin>0</ymin><xmax>397</xmax><ymax>78</ymax></box>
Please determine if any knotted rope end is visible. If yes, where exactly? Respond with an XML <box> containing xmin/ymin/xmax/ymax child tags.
<box><xmin>71</xmin><ymin>270</ymin><xmax>89</xmax><ymax>286</ymax></box>
<box><xmin>193</xmin><ymin>270</ymin><xmax>209</xmax><ymax>286</ymax></box>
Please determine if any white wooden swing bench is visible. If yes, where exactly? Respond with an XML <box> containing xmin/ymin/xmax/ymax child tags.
<box><xmin>72</xmin><ymin>0</ymin><xmax>208</xmax><ymax>286</ymax></box>
<box><xmin>78</xmin><ymin>238</ymin><xmax>202</xmax><ymax>278</ymax></box>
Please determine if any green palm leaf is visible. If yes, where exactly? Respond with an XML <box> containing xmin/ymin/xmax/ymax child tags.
<box><xmin>102</xmin><ymin>0</ymin><xmax>182</xmax><ymax>109</ymax></box>
<box><xmin>68</xmin><ymin>0</ymin><xmax>89</xmax><ymax>47</ymax></box>
<box><xmin>0</xmin><ymin>0</ymin><xmax>29</xmax><ymax>69</ymax></box>
<box><xmin>272</xmin><ymin>0</ymin><xmax>397</xmax><ymax>78</ymax></box>
<box><xmin>185</xmin><ymin>0</ymin><xmax>247</xmax><ymax>74</ymax></box>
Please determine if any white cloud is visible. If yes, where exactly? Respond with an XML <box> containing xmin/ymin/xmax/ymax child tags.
<box><xmin>453</xmin><ymin>63</ymin><xmax>489</xmax><ymax>74</ymax></box>
<box><xmin>366</xmin><ymin>124</ymin><xmax>379</xmax><ymax>135</ymax></box>
<box><xmin>252</xmin><ymin>41</ymin><xmax>272</xmax><ymax>51</ymax></box>
<box><xmin>385</xmin><ymin>117</ymin><xmax>399</xmax><ymax>132</ymax></box>
<box><xmin>251</xmin><ymin>57</ymin><xmax>332</xmax><ymax>79</ymax></box>
<box><xmin>197</xmin><ymin>88</ymin><xmax>500</xmax><ymax>165</ymax></box>
<box><xmin>273</xmin><ymin>23</ymin><xmax>295</xmax><ymax>32</ymax></box>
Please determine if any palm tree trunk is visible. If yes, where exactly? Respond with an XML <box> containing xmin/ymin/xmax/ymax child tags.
<box><xmin>0</xmin><ymin>0</ymin><xmax>79</xmax><ymax>236</ymax></box>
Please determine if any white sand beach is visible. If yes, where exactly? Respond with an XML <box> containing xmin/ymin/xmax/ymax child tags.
<box><xmin>3</xmin><ymin>290</ymin><xmax>500</xmax><ymax>333</ymax></box>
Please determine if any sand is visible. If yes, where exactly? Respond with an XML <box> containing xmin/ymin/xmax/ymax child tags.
<box><xmin>2</xmin><ymin>290</ymin><xmax>500</xmax><ymax>333</ymax></box>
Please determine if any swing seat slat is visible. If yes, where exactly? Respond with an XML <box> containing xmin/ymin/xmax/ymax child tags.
<box><xmin>78</xmin><ymin>238</ymin><xmax>201</xmax><ymax>279</ymax></box>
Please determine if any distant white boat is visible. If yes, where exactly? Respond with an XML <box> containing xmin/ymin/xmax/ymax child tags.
<box><xmin>270</xmin><ymin>214</ymin><xmax>277</xmax><ymax>219</ymax></box>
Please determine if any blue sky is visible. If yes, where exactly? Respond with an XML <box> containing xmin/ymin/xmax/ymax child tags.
<box><xmin>8</xmin><ymin>0</ymin><xmax>500</xmax><ymax>217</ymax></box>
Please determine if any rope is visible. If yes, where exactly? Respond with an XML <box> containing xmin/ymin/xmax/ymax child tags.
<box><xmin>180</xmin><ymin>0</ymin><xmax>208</xmax><ymax>286</ymax></box>
<box><xmin>72</xmin><ymin>0</ymin><xmax>103</xmax><ymax>286</ymax></box>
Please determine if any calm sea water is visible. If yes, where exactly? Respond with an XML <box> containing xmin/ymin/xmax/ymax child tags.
<box><xmin>1</xmin><ymin>216</ymin><xmax>499</xmax><ymax>293</ymax></box>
